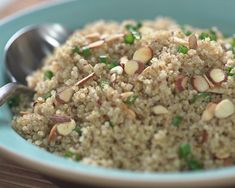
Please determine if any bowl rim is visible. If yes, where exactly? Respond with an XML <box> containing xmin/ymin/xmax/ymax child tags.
<box><xmin>0</xmin><ymin>0</ymin><xmax>235</xmax><ymax>187</ymax></box>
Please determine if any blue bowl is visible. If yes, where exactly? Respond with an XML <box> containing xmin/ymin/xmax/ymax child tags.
<box><xmin>0</xmin><ymin>0</ymin><xmax>235</xmax><ymax>187</ymax></box>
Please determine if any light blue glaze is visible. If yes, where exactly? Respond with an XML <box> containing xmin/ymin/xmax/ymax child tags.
<box><xmin>0</xmin><ymin>0</ymin><xmax>235</xmax><ymax>184</ymax></box>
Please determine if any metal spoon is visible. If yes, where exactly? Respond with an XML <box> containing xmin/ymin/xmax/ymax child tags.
<box><xmin>0</xmin><ymin>24</ymin><xmax>70</xmax><ymax>106</ymax></box>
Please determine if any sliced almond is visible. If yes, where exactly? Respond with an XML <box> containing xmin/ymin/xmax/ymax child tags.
<box><xmin>207</xmin><ymin>68</ymin><xmax>226</xmax><ymax>84</ymax></box>
<box><xmin>55</xmin><ymin>87</ymin><xmax>74</xmax><ymax>104</ymax></box>
<box><xmin>203</xmin><ymin>74</ymin><xmax>215</xmax><ymax>88</ymax></box>
<box><xmin>207</xmin><ymin>87</ymin><xmax>224</xmax><ymax>94</ymax></box>
<box><xmin>120</xmin><ymin>103</ymin><xmax>136</xmax><ymax>119</ymax></box>
<box><xmin>215</xmin><ymin>148</ymin><xmax>230</xmax><ymax>160</ymax></box>
<box><xmin>48</xmin><ymin>125</ymin><xmax>58</xmax><ymax>144</ymax></box>
<box><xmin>56</xmin><ymin>119</ymin><xmax>76</xmax><ymax>136</ymax></box>
<box><xmin>120</xmin><ymin>56</ymin><xmax>128</xmax><ymax>68</ymax></box>
<box><xmin>141</xmin><ymin>66</ymin><xmax>155</xmax><ymax>75</ymax></box>
<box><xmin>124</xmin><ymin>60</ymin><xmax>144</xmax><ymax>75</ymax></box>
<box><xmin>49</xmin><ymin>115</ymin><xmax>71</xmax><ymax>123</ymax></box>
<box><xmin>110</xmin><ymin>66</ymin><xmax>123</xmax><ymax>75</ymax></box>
<box><xmin>214</xmin><ymin>99</ymin><xmax>235</xmax><ymax>119</ymax></box>
<box><xmin>105</xmin><ymin>33</ymin><xmax>124</xmax><ymax>43</ymax></box>
<box><xmin>192</xmin><ymin>75</ymin><xmax>209</xmax><ymax>92</ymax></box>
<box><xmin>20</xmin><ymin>111</ymin><xmax>30</xmax><ymax>115</ymax></box>
<box><xmin>201</xmin><ymin>102</ymin><xmax>217</xmax><ymax>121</ymax></box>
<box><xmin>87</xmin><ymin>40</ymin><xmax>105</xmax><ymax>49</ymax></box>
<box><xmin>188</xmin><ymin>34</ymin><xmax>198</xmax><ymax>49</ymax></box>
<box><xmin>75</xmin><ymin>72</ymin><xmax>95</xmax><ymax>86</ymax></box>
<box><xmin>152</xmin><ymin>105</ymin><xmax>169</xmax><ymax>114</ymax></box>
<box><xmin>85</xmin><ymin>32</ymin><xmax>100</xmax><ymax>41</ymax></box>
<box><xmin>120</xmin><ymin>92</ymin><xmax>134</xmax><ymax>100</ymax></box>
<box><xmin>175</xmin><ymin>75</ymin><xmax>188</xmax><ymax>92</ymax></box>
<box><xmin>133</xmin><ymin>46</ymin><xmax>153</xmax><ymax>64</ymax></box>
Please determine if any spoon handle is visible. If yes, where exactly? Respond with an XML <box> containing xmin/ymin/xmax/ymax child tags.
<box><xmin>0</xmin><ymin>82</ymin><xmax>32</xmax><ymax>106</ymax></box>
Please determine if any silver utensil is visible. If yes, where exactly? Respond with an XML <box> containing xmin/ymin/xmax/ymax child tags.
<box><xmin>0</xmin><ymin>24</ymin><xmax>70</xmax><ymax>106</ymax></box>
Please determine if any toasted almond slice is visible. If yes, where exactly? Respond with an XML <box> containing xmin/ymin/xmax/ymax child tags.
<box><xmin>207</xmin><ymin>87</ymin><xmax>224</xmax><ymax>94</ymax></box>
<box><xmin>207</xmin><ymin>68</ymin><xmax>226</xmax><ymax>84</ymax></box>
<box><xmin>48</xmin><ymin>125</ymin><xmax>58</xmax><ymax>144</ymax></box>
<box><xmin>85</xmin><ymin>32</ymin><xmax>100</xmax><ymax>40</ymax></box>
<box><xmin>214</xmin><ymin>99</ymin><xmax>235</xmax><ymax>119</ymax></box>
<box><xmin>120</xmin><ymin>92</ymin><xmax>134</xmax><ymax>100</ymax></box>
<box><xmin>56</xmin><ymin>119</ymin><xmax>76</xmax><ymax>136</ymax></box>
<box><xmin>133</xmin><ymin>46</ymin><xmax>153</xmax><ymax>64</ymax></box>
<box><xmin>20</xmin><ymin>111</ymin><xmax>30</xmax><ymax>115</ymax></box>
<box><xmin>87</xmin><ymin>40</ymin><xmax>105</xmax><ymax>49</ymax></box>
<box><xmin>124</xmin><ymin>60</ymin><xmax>144</xmax><ymax>75</ymax></box>
<box><xmin>120</xmin><ymin>56</ymin><xmax>128</xmax><ymax>68</ymax></box>
<box><xmin>152</xmin><ymin>105</ymin><xmax>169</xmax><ymax>114</ymax></box>
<box><xmin>110</xmin><ymin>66</ymin><xmax>123</xmax><ymax>75</ymax></box>
<box><xmin>203</xmin><ymin>74</ymin><xmax>215</xmax><ymax>88</ymax></box>
<box><xmin>201</xmin><ymin>102</ymin><xmax>217</xmax><ymax>121</ymax></box>
<box><xmin>75</xmin><ymin>72</ymin><xmax>95</xmax><ymax>86</ymax></box>
<box><xmin>188</xmin><ymin>34</ymin><xmax>198</xmax><ymax>49</ymax></box>
<box><xmin>49</xmin><ymin>115</ymin><xmax>71</xmax><ymax>123</ymax></box>
<box><xmin>175</xmin><ymin>75</ymin><xmax>188</xmax><ymax>92</ymax></box>
<box><xmin>141</xmin><ymin>66</ymin><xmax>155</xmax><ymax>75</ymax></box>
<box><xmin>105</xmin><ymin>33</ymin><xmax>124</xmax><ymax>43</ymax></box>
<box><xmin>124</xmin><ymin>60</ymin><xmax>139</xmax><ymax>75</ymax></box>
<box><xmin>120</xmin><ymin>103</ymin><xmax>136</xmax><ymax>119</ymax></box>
<box><xmin>215</xmin><ymin>148</ymin><xmax>230</xmax><ymax>160</ymax></box>
<box><xmin>192</xmin><ymin>75</ymin><xmax>209</xmax><ymax>92</ymax></box>
<box><xmin>55</xmin><ymin>87</ymin><xmax>74</xmax><ymax>104</ymax></box>
<box><xmin>173</xmin><ymin>37</ymin><xmax>188</xmax><ymax>46</ymax></box>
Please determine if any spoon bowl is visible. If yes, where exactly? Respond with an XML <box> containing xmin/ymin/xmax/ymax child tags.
<box><xmin>0</xmin><ymin>24</ymin><xmax>70</xmax><ymax>106</ymax></box>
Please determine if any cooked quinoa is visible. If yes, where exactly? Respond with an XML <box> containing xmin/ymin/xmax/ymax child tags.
<box><xmin>11</xmin><ymin>18</ymin><xmax>235</xmax><ymax>172</ymax></box>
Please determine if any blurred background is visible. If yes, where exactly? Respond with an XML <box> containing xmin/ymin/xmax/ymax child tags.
<box><xmin>0</xmin><ymin>0</ymin><xmax>55</xmax><ymax>19</ymax></box>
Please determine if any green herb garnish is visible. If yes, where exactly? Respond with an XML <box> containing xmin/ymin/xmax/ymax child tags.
<box><xmin>8</xmin><ymin>95</ymin><xmax>20</xmax><ymax>108</ymax></box>
<box><xmin>81</xmin><ymin>46</ymin><xmax>91</xmax><ymax>57</ymax></box>
<box><xmin>177</xmin><ymin>45</ymin><xmax>189</xmax><ymax>54</ymax></box>
<box><xmin>225</xmin><ymin>66</ymin><xmax>235</xmax><ymax>77</ymax></box>
<box><xmin>43</xmin><ymin>92</ymin><xmax>52</xmax><ymax>100</ymax></box>
<box><xmin>124</xmin><ymin>33</ymin><xmax>135</xmax><ymax>44</ymax></box>
<box><xmin>64</xmin><ymin>151</ymin><xmax>74</xmax><ymax>158</ymax></box>
<box><xmin>99</xmin><ymin>55</ymin><xmax>108</xmax><ymax>64</ymax></box>
<box><xmin>125</xmin><ymin>22</ymin><xmax>142</xmax><ymax>31</ymax></box>
<box><xmin>72</xmin><ymin>46</ymin><xmax>80</xmax><ymax>54</ymax></box>
<box><xmin>209</xmin><ymin>29</ymin><xmax>217</xmax><ymax>41</ymax></box>
<box><xmin>179</xmin><ymin>143</ymin><xmax>191</xmax><ymax>159</ymax></box>
<box><xmin>172</xmin><ymin>115</ymin><xmax>183</xmax><ymax>126</ymax></box>
<box><xmin>75</xmin><ymin>155</ymin><xmax>81</xmax><ymax>161</ymax></box>
<box><xmin>107</xmin><ymin>59</ymin><xmax>119</xmax><ymax>69</ymax></box>
<box><xmin>125</xmin><ymin>95</ymin><xmax>138</xmax><ymax>105</ymax></box>
<box><xmin>74</xmin><ymin>126</ymin><xmax>82</xmax><ymax>136</ymax></box>
<box><xmin>231</xmin><ymin>38</ymin><xmax>235</xmax><ymax>48</ymax></box>
<box><xmin>44</xmin><ymin>70</ymin><xmax>54</xmax><ymax>80</ymax></box>
<box><xmin>187</xmin><ymin>159</ymin><xmax>203</xmax><ymax>171</ymax></box>
<box><xmin>191</xmin><ymin>92</ymin><xmax>211</xmax><ymax>104</ymax></box>
<box><xmin>199</xmin><ymin>32</ymin><xmax>210</xmax><ymax>40</ymax></box>
<box><xmin>181</xmin><ymin>26</ymin><xmax>192</xmax><ymax>36</ymax></box>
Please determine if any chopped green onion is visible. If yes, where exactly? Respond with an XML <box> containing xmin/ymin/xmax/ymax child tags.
<box><xmin>225</xmin><ymin>66</ymin><xmax>235</xmax><ymax>77</ymax></box>
<box><xmin>185</xmin><ymin>31</ymin><xmax>192</xmax><ymax>36</ymax></box>
<box><xmin>136</xmin><ymin>21</ymin><xmax>142</xmax><ymax>29</ymax></box>
<box><xmin>125</xmin><ymin>22</ymin><xmax>142</xmax><ymax>31</ymax></box>
<box><xmin>44</xmin><ymin>70</ymin><xmax>54</xmax><ymax>80</ymax></box>
<box><xmin>81</xmin><ymin>46</ymin><xmax>91</xmax><ymax>57</ymax></box>
<box><xmin>187</xmin><ymin>159</ymin><xmax>203</xmax><ymax>171</ymax></box>
<box><xmin>124</xmin><ymin>33</ymin><xmax>135</xmax><ymax>44</ymax></box>
<box><xmin>75</xmin><ymin>155</ymin><xmax>81</xmax><ymax>161</ymax></box>
<box><xmin>191</xmin><ymin>92</ymin><xmax>211</xmax><ymax>104</ymax></box>
<box><xmin>109</xmin><ymin>121</ymin><xmax>114</xmax><ymax>128</ymax></box>
<box><xmin>74</xmin><ymin>126</ymin><xmax>82</xmax><ymax>136</ymax></box>
<box><xmin>43</xmin><ymin>92</ymin><xmax>52</xmax><ymax>100</ymax></box>
<box><xmin>177</xmin><ymin>45</ymin><xmax>189</xmax><ymax>54</ymax></box>
<box><xmin>99</xmin><ymin>80</ymin><xmax>109</xmax><ymax>89</ymax></box>
<box><xmin>179</xmin><ymin>143</ymin><xmax>191</xmax><ymax>159</ymax></box>
<box><xmin>172</xmin><ymin>115</ymin><xmax>183</xmax><ymax>126</ymax></box>
<box><xmin>64</xmin><ymin>151</ymin><xmax>74</xmax><ymax>158</ymax></box>
<box><xmin>130</xmin><ymin>30</ymin><xmax>141</xmax><ymax>40</ymax></box>
<box><xmin>199</xmin><ymin>32</ymin><xmax>210</xmax><ymax>40</ymax></box>
<box><xmin>72</xmin><ymin>46</ymin><xmax>80</xmax><ymax>54</ymax></box>
<box><xmin>107</xmin><ymin>60</ymin><xmax>119</xmax><ymax>69</ymax></box>
<box><xmin>231</xmin><ymin>38</ymin><xmax>235</xmax><ymax>48</ymax></box>
<box><xmin>209</xmin><ymin>30</ymin><xmax>217</xmax><ymax>41</ymax></box>
<box><xmin>125</xmin><ymin>95</ymin><xmax>138</xmax><ymax>105</ymax></box>
<box><xmin>99</xmin><ymin>55</ymin><xmax>108</xmax><ymax>64</ymax></box>
<box><xmin>8</xmin><ymin>95</ymin><xmax>20</xmax><ymax>108</ymax></box>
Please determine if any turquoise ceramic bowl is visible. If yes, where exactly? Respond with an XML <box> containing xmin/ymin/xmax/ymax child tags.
<box><xmin>0</xmin><ymin>0</ymin><xmax>235</xmax><ymax>187</ymax></box>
